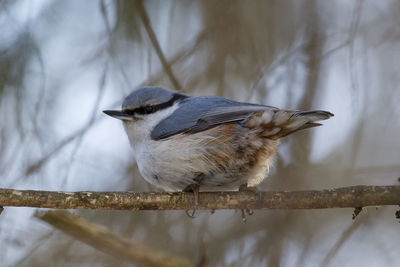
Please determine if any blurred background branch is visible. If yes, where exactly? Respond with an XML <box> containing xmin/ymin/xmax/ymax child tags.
<box><xmin>36</xmin><ymin>210</ymin><xmax>194</xmax><ymax>267</ymax></box>
<box><xmin>2</xmin><ymin>185</ymin><xmax>400</xmax><ymax>211</ymax></box>
<box><xmin>135</xmin><ymin>0</ymin><xmax>182</xmax><ymax>91</ymax></box>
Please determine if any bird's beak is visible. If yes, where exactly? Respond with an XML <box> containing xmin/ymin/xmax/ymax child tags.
<box><xmin>103</xmin><ymin>110</ymin><xmax>134</xmax><ymax>121</ymax></box>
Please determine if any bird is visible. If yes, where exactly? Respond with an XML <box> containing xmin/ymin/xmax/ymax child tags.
<box><xmin>104</xmin><ymin>86</ymin><xmax>333</xmax><ymax>215</ymax></box>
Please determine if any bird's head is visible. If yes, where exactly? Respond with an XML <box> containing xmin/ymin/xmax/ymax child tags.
<box><xmin>103</xmin><ymin>86</ymin><xmax>187</xmax><ymax>123</ymax></box>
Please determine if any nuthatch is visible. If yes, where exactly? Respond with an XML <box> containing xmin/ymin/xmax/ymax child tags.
<box><xmin>104</xmin><ymin>87</ymin><xmax>333</xmax><ymax>213</ymax></box>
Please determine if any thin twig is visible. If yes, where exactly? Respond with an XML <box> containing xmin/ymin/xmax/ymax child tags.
<box><xmin>136</xmin><ymin>0</ymin><xmax>182</xmax><ymax>91</ymax></box>
<box><xmin>1</xmin><ymin>185</ymin><xmax>400</xmax><ymax>211</ymax></box>
<box><xmin>321</xmin><ymin>208</ymin><xmax>375</xmax><ymax>267</ymax></box>
<box><xmin>36</xmin><ymin>210</ymin><xmax>194</xmax><ymax>267</ymax></box>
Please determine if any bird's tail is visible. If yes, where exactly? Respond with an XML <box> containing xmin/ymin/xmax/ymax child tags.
<box><xmin>245</xmin><ymin>109</ymin><xmax>334</xmax><ymax>139</ymax></box>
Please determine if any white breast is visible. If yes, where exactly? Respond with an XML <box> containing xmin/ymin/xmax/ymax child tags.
<box><xmin>122</xmin><ymin>104</ymin><xmax>181</xmax><ymax>188</ymax></box>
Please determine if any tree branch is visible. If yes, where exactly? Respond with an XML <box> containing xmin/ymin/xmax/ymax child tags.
<box><xmin>1</xmin><ymin>185</ymin><xmax>400</xmax><ymax>210</ymax></box>
<box><xmin>36</xmin><ymin>210</ymin><xmax>194</xmax><ymax>267</ymax></box>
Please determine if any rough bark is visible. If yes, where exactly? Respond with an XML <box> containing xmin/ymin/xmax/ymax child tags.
<box><xmin>1</xmin><ymin>185</ymin><xmax>400</xmax><ymax>210</ymax></box>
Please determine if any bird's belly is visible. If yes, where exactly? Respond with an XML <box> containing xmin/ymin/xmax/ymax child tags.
<box><xmin>135</xmin><ymin>124</ymin><xmax>279</xmax><ymax>191</ymax></box>
<box><xmin>135</xmin><ymin>141</ymin><xmax>203</xmax><ymax>191</ymax></box>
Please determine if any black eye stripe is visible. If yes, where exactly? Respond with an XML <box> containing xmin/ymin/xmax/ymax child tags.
<box><xmin>145</xmin><ymin>106</ymin><xmax>154</xmax><ymax>113</ymax></box>
<box><xmin>123</xmin><ymin>93</ymin><xmax>187</xmax><ymax>115</ymax></box>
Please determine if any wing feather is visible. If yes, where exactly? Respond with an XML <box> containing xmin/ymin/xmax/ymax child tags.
<box><xmin>151</xmin><ymin>96</ymin><xmax>276</xmax><ymax>140</ymax></box>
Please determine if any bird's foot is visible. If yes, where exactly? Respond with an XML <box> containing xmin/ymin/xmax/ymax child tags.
<box><xmin>239</xmin><ymin>183</ymin><xmax>262</xmax><ymax>201</ymax></box>
<box><xmin>239</xmin><ymin>183</ymin><xmax>259</xmax><ymax>193</ymax></box>
<box><xmin>238</xmin><ymin>183</ymin><xmax>260</xmax><ymax>219</ymax></box>
<box><xmin>183</xmin><ymin>183</ymin><xmax>200</xmax><ymax>218</ymax></box>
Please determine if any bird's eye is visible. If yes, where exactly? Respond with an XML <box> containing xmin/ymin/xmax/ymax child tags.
<box><xmin>145</xmin><ymin>106</ymin><xmax>154</xmax><ymax>113</ymax></box>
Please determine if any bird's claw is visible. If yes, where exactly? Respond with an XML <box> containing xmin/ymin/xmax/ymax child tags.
<box><xmin>184</xmin><ymin>184</ymin><xmax>200</xmax><ymax>218</ymax></box>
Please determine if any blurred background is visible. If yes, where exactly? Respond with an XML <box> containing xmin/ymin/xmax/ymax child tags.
<box><xmin>1</xmin><ymin>0</ymin><xmax>400</xmax><ymax>266</ymax></box>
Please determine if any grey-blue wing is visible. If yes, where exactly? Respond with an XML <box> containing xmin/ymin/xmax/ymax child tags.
<box><xmin>151</xmin><ymin>96</ymin><xmax>277</xmax><ymax>140</ymax></box>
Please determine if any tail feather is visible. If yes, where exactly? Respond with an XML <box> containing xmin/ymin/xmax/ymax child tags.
<box><xmin>278</xmin><ymin>122</ymin><xmax>322</xmax><ymax>137</ymax></box>
<box><xmin>260</xmin><ymin>109</ymin><xmax>333</xmax><ymax>139</ymax></box>
<box><xmin>291</xmin><ymin>110</ymin><xmax>334</xmax><ymax>121</ymax></box>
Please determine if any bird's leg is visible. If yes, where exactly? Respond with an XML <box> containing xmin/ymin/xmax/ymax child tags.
<box><xmin>184</xmin><ymin>174</ymin><xmax>204</xmax><ymax>218</ymax></box>
<box><xmin>184</xmin><ymin>184</ymin><xmax>200</xmax><ymax>218</ymax></box>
